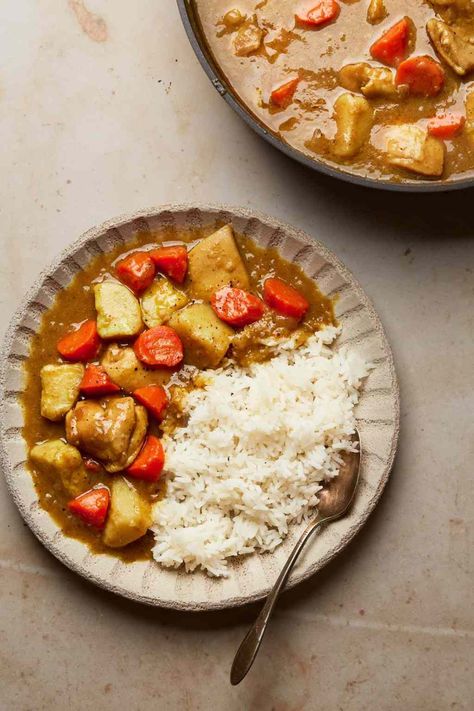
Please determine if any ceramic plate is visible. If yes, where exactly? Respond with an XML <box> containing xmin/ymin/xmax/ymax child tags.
<box><xmin>0</xmin><ymin>205</ymin><xmax>399</xmax><ymax>610</ymax></box>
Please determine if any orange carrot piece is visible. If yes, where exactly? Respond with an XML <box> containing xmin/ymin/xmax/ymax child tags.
<box><xmin>133</xmin><ymin>385</ymin><xmax>169</xmax><ymax>420</ymax></box>
<box><xmin>428</xmin><ymin>113</ymin><xmax>465</xmax><ymax>139</ymax></box>
<box><xmin>396</xmin><ymin>56</ymin><xmax>445</xmax><ymax>97</ymax></box>
<box><xmin>134</xmin><ymin>326</ymin><xmax>184</xmax><ymax>368</ymax></box>
<box><xmin>68</xmin><ymin>486</ymin><xmax>110</xmax><ymax>528</ymax></box>
<box><xmin>296</xmin><ymin>0</ymin><xmax>340</xmax><ymax>27</ymax></box>
<box><xmin>57</xmin><ymin>320</ymin><xmax>101</xmax><ymax>362</ymax></box>
<box><xmin>83</xmin><ymin>457</ymin><xmax>103</xmax><ymax>473</ymax></box>
<box><xmin>211</xmin><ymin>286</ymin><xmax>265</xmax><ymax>327</ymax></box>
<box><xmin>370</xmin><ymin>17</ymin><xmax>411</xmax><ymax>67</ymax></box>
<box><xmin>80</xmin><ymin>364</ymin><xmax>121</xmax><ymax>396</ymax></box>
<box><xmin>270</xmin><ymin>78</ymin><xmax>299</xmax><ymax>108</ymax></box>
<box><xmin>127</xmin><ymin>436</ymin><xmax>165</xmax><ymax>482</ymax></box>
<box><xmin>116</xmin><ymin>252</ymin><xmax>156</xmax><ymax>294</ymax></box>
<box><xmin>149</xmin><ymin>246</ymin><xmax>188</xmax><ymax>284</ymax></box>
<box><xmin>263</xmin><ymin>278</ymin><xmax>309</xmax><ymax>320</ymax></box>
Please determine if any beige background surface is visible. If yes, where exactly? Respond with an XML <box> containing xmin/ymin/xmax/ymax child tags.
<box><xmin>0</xmin><ymin>2</ymin><xmax>472</xmax><ymax>710</ymax></box>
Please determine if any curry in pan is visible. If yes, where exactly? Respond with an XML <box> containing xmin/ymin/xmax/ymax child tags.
<box><xmin>194</xmin><ymin>0</ymin><xmax>474</xmax><ymax>183</ymax></box>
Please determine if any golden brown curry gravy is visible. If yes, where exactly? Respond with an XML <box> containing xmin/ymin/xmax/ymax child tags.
<box><xmin>23</xmin><ymin>226</ymin><xmax>334</xmax><ymax>560</ymax></box>
<box><xmin>194</xmin><ymin>0</ymin><xmax>474</xmax><ymax>184</ymax></box>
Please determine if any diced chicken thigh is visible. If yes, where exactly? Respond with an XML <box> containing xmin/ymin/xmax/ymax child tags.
<box><xmin>140</xmin><ymin>277</ymin><xmax>188</xmax><ymax>328</ymax></box>
<box><xmin>101</xmin><ymin>344</ymin><xmax>169</xmax><ymax>392</ymax></box>
<box><xmin>333</xmin><ymin>93</ymin><xmax>374</xmax><ymax>159</ymax></box>
<box><xmin>65</xmin><ymin>397</ymin><xmax>148</xmax><ymax>472</ymax></box>
<box><xmin>233</xmin><ymin>15</ymin><xmax>263</xmax><ymax>56</ymax></box>
<box><xmin>427</xmin><ymin>19</ymin><xmax>474</xmax><ymax>76</ymax></box>
<box><xmin>188</xmin><ymin>225</ymin><xmax>250</xmax><ymax>301</ymax></box>
<box><xmin>338</xmin><ymin>63</ymin><xmax>401</xmax><ymax>99</ymax></box>
<box><xmin>94</xmin><ymin>281</ymin><xmax>143</xmax><ymax>339</ymax></box>
<box><xmin>385</xmin><ymin>124</ymin><xmax>445</xmax><ymax>176</ymax></box>
<box><xmin>40</xmin><ymin>363</ymin><xmax>84</xmax><ymax>421</ymax></box>
<box><xmin>30</xmin><ymin>439</ymin><xmax>89</xmax><ymax>497</ymax></box>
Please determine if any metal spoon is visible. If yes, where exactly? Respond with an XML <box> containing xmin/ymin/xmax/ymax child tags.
<box><xmin>230</xmin><ymin>429</ymin><xmax>361</xmax><ymax>685</ymax></box>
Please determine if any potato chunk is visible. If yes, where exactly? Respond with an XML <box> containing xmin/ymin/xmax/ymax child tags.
<box><xmin>466</xmin><ymin>90</ymin><xmax>474</xmax><ymax>148</ymax></box>
<box><xmin>339</xmin><ymin>63</ymin><xmax>401</xmax><ymax>100</ymax></box>
<box><xmin>367</xmin><ymin>0</ymin><xmax>387</xmax><ymax>24</ymax></box>
<box><xmin>94</xmin><ymin>281</ymin><xmax>143</xmax><ymax>339</ymax></box>
<box><xmin>385</xmin><ymin>124</ymin><xmax>445</xmax><ymax>177</ymax></box>
<box><xmin>333</xmin><ymin>93</ymin><xmax>374</xmax><ymax>159</ymax></box>
<box><xmin>30</xmin><ymin>439</ymin><xmax>89</xmax><ymax>497</ymax></box>
<box><xmin>101</xmin><ymin>344</ymin><xmax>169</xmax><ymax>391</ymax></box>
<box><xmin>233</xmin><ymin>15</ymin><xmax>263</xmax><ymax>56</ymax></box>
<box><xmin>168</xmin><ymin>303</ymin><xmax>234</xmax><ymax>369</ymax></box>
<box><xmin>427</xmin><ymin>19</ymin><xmax>474</xmax><ymax>77</ymax></box>
<box><xmin>103</xmin><ymin>476</ymin><xmax>152</xmax><ymax>548</ymax></box>
<box><xmin>40</xmin><ymin>364</ymin><xmax>84</xmax><ymax>421</ymax></box>
<box><xmin>188</xmin><ymin>225</ymin><xmax>250</xmax><ymax>301</ymax></box>
<box><xmin>140</xmin><ymin>278</ymin><xmax>189</xmax><ymax>328</ymax></box>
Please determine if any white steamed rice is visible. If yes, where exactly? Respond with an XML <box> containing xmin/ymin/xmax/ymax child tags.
<box><xmin>151</xmin><ymin>325</ymin><xmax>370</xmax><ymax>577</ymax></box>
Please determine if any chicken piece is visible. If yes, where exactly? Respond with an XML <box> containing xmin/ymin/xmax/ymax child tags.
<box><xmin>30</xmin><ymin>439</ymin><xmax>89</xmax><ymax>497</ymax></box>
<box><xmin>65</xmin><ymin>397</ymin><xmax>148</xmax><ymax>473</ymax></box>
<box><xmin>385</xmin><ymin>124</ymin><xmax>445</xmax><ymax>176</ymax></box>
<box><xmin>101</xmin><ymin>344</ymin><xmax>169</xmax><ymax>392</ymax></box>
<box><xmin>338</xmin><ymin>63</ymin><xmax>401</xmax><ymax>99</ymax></box>
<box><xmin>140</xmin><ymin>277</ymin><xmax>188</xmax><ymax>328</ymax></box>
<box><xmin>233</xmin><ymin>15</ymin><xmax>263</xmax><ymax>56</ymax></box>
<box><xmin>94</xmin><ymin>281</ymin><xmax>143</xmax><ymax>339</ymax></box>
<box><xmin>367</xmin><ymin>0</ymin><xmax>388</xmax><ymax>24</ymax></box>
<box><xmin>40</xmin><ymin>364</ymin><xmax>84</xmax><ymax>421</ymax></box>
<box><xmin>168</xmin><ymin>303</ymin><xmax>234</xmax><ymax>369</ymax></box>
<box><xmin>466</xmin><ymin>90</ymin><xmax>474</xmax><ymax>147</ymax></box>
<box><xmin>188</xmin><ymin>225</ymin><xmax>250</xmax><ymax>301</ymax></box>
<box><xmin>427</xmin><ymin>19</ymin><xmax>474</xmax><ymax>76</ymax></box>
<box><xmin>333</xmin><ymin>93</ymin><xmax>374</xmax><ymax>159</ymax></box>
<box><xmin>103</xmin><ymin>477</ymin><xmax>152</xmax><ymax>548</ymax></box>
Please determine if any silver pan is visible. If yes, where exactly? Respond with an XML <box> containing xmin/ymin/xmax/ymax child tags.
<box><xmin>177</xmin><ymin>0</ymin><xmax>474</xmax><ymax>193</ymax></box>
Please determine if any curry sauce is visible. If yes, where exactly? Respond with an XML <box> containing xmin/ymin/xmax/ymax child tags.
<box><xmin>23</xmin><ymin>226</ymin><xmax>334</xmax><ymax>560</ymax></box>
<box><xmin>194</xmin><ymin>0</ymin><xmax>474</xmax><ymax>183</ymax></box>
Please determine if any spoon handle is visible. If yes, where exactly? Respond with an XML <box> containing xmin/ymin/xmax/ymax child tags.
<box><xmin>230</xmin><ymin>516</ymin><xmax>325</xmax><ymax>685</ymax></box>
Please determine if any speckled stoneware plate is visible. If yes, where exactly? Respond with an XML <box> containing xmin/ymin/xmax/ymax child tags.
<box><xmin>0</xmin><ymin>205</ymin><xmax>399</xmax><ymax>611</ymax></box>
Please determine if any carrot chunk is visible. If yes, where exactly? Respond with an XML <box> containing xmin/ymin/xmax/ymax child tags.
<box><xmin>57</xmin><ymin>320</ymin><xmax>101</xmax><ymax>362</ymax></box>
<box><xmin>68</xmin><ymin>486</ymin><xmax>110</xmax><ymax>528</ymax></box>
<box><xmin>116</xmin><ymin>252</ymin><xmax>156</xmax><ymax>294</ymax></box>
<box><xmin>395</xmin><ymin>56</ymin><xmax>445</xmax><ymax>97</ymax></box>
<box><xmin>83</xmin><ymin>457</ymin><xmax>103</xmax><ymax>473</ymax></box>
<box><xmin>80</xmin><ymin>364</ymin><xmax>121</xmax><ymax>396</ymax></box>
<box><xmin>149</xmin><ymin>246</ymin><xmax>188</xmax><ymax>284</ymax></box>
<box><xmin>370</xmin><ymin>17</ymin><xmax>411</xmax><ymax>67</ymax></box>
<box><xmin>270</xmin><ymin>78</ymin><xmax>299</xmax><ymax>108</ymax></box>
<box><xmin>296</xmin><ymin>0</ymin><xmax>340</xmax><ymax>27</ymax></box>
<box><xmin>133</xmin><ymin>385</ymin><xmax>168</xmax><ymax>420</ymax></box>
<box><xmin>134</xmin><ymin>325</ymin><xmax>184</xmax><ymax>367</ymax></box>
<box><xmin>211</xmin><ymin>286</ymin><xmax>265</xmax><ymax>327</ymax></box>
<box><xmin>428</xmin><ymin>113</ymin><xmax>465</xmax><ymax>139</ymax></box>
<box><xmin>127</xmin><ymin>435</ymin><xmax>165</xmax><ymax>482</ymax></box>
<box><xmin>263</xmin><ymin>278</ymin><xmax>309</xmax><ymax>320</ymax></box>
